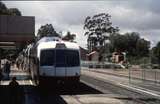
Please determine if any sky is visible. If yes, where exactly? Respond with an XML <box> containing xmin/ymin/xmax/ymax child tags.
<box><xmin>3</xmin><ymin>0</ymin><xmax>160</xmax><ymax>48</ymax></box>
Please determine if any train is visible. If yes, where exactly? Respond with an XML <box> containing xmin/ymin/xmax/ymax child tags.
<box><xmin>24</xmin><ymin>37</ymin><xmax>81</xmax><ymax>85</ymax></box>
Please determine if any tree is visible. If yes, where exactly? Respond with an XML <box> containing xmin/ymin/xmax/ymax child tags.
<box><xmin>152</xmin><ymin>42</ymin><xmax>160</xmax><ymax>65</ymax></box>
<box><xmin>37</xmin><ymin>24</ymin><xmax>60</xmax><ymax>40</ymax></box>
<box><xmin>109</xmin><ymin>33</ymin><xmax>128</xmax><ymax>52</ymax></box>
<box><xmin>8</xmin><ymin>8</ymin><xmax>22</xmax><ymax>16</ymax></box>
<box><xmin>125</xmin><ymin>32</ymin><xmax>140</xmax><ymax>56</ymax></box>
<box><xmin>109</xmin><ymin>32</ymin><xmax>150</xmax><ymax>57</ymax></box>
<box><xmin>0</xmin><ymin>2</ymin><xmax>8</xmax><ymax>15</ymax></box>
<box><xmin>84</xmin><ymin>13</ymin><xmax>119</xmax><ymax>53</ymax></box>
<box><xmin>62</xmin><ymin>31</ymin><xmax>76</xmax><ymax>42</ymax></box>
<box><xmin>136</xmin><ymin>38</ymin><xmax>150</xmax><ymax>57</ymax></box>
<box><xmin>0</xmin><ymin>2</ymin><xmax>22</xmax><ymax>16</ymax></box>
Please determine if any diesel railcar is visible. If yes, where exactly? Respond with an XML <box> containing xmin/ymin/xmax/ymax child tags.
<box><xmin>27</xmin><ymin>37</ymin><xmax>81</xmax><ymax>85</ymax></box>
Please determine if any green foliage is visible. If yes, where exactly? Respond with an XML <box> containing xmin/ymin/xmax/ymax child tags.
<box><xmin>0</xmin><ymin>48</ymin><xmax>16</xmax><ymax>59</ymax></box>
<box><xmin>0</xmin><ymin>2</ymin><xmax>7</xmax><ymax>9</ymax></box>
<box><xmin>37</xmin><ymin>24</ymin><xmax>60</xmax><ymax>40</ymax></box>
<box><xmin>109</xmin><ymin>32</ymin><xmax>150</xmax><ymax>57</ymax></box>
<box><xmin>128</xmin><ymin>56</ymin><xmax>150</xmax><ymax>65</ymax></box>
<box><xmin>136</xmin><ymin>38</ymin><xmax>150</xmax><ymax>57</ymax></box>
<box><xmin>8</xmin><ymin>8</ymin><xmax>22</xmax><ymax>16</ymax></box>
<box><xmin>84</xmin><ymin>13</ymin><xmax>119</xmax><ymax>52</ymax></box>
<box><xmin>0</xmin><ymin>2</ymin><xmax>8</xmax><ymax>15</ymax></box>
<box><xmin>151</xmin><ymin>42</ymin><xmax>160</xmax><ymax>65</ymax></box>
<box><xmin>125</xmin><ymin>32</ymin><xmax>140</xmax><ymax>56</ymax></box>
<box><xmin>0</xmin><ymin>2</ymin><xmax>22</xmax><ymax>16</ymax></box>
<box><xmin>109</xmin><ymin>33</ymin><xmax>127</xmax><ymax>52</ymax></box>
<box><xmin>62</xmin><ymin>31</ymin><xmax>76</xmax><ymax>42</ymax></box>
<box><xmin>84</xmin><ymin>13</ymin><xmax>150</xmax><ymax>63</ymax></box>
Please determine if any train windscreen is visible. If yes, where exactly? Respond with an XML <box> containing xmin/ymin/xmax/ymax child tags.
<box><xmin>40</xmin><ymin>49</ymin><xmax>80</xmax><ymax>67</ymax></box>
<box><xmin>40</xmin><ymin>50</ymin><xmax>55</xmax><ymax>66</ymax></box>
<box><xmin>55</xmin><ymin>50</ymin><xmax>66</xmax><ymax>67</ymax></box>
<box><xmin>66</xmin><ymin>50</ymin><xmax>80</xmax><ymax>67</ymax></box>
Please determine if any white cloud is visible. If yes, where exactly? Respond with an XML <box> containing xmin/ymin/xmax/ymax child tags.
<box><xmin>3</xmin><ymin>1</ymin><xmax>160</xmax><ymax>48</ymax></box>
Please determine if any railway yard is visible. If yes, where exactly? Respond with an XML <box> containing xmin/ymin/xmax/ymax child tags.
<box><xmin>0</xmin><ymin>67</ymin><xmax>160</xmax><ymax>104</ymax></box>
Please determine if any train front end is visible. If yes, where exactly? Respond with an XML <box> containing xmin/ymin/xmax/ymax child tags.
<box><xmin>37</xmin><ymin>41</ymin><xmax>81</xmax><ymax>84</ymax></box>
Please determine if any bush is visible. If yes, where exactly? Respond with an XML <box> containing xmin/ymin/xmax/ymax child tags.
<box><xmin>128</xmin><ymin>57</ymin><xmax>150</xmax><ymax>65</ymax></box>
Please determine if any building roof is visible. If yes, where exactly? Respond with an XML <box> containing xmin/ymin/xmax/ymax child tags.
<box><xmin>87</xmin><ymin>51</ymin><xmax>98</xmax><ymax>56</ymax></box>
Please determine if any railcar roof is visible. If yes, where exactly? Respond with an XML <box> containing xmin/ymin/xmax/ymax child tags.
<box><xmin>37</xmin><ymin>37</ymin><xmax>60</xmax><ymax>44</ymax></box>
<box><xmin>37</xmin><ymin>40</ymin><xmax>79</xmax><ymax>50</ymax></box>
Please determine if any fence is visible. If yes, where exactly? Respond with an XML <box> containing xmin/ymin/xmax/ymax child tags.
<box><xmin>81</xmin><ymin>61</ymin><xmax>160</xmax><ymax>84</ymax></box>
<box><xmin>129</xmin><ymin>68</ymin><xmax>160</xmax><ymax>83</ymax></box>
<box><xmin>81</xmin><ymin>61</ymin><xmax>125</xmax><ymax>69</ymax></box>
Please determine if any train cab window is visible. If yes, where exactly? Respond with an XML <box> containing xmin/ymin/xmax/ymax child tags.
<box><xmin>55</xmin><ymin>50</ymin><xmax>66</xmax><ymax>67</ymax></box>
<box><xmin>66</xmin><ymin>50</ymin><xmax>80</xmax><ymax>67</ymax></box>
<box><xmin>40</xmin><ymin>50</ymin><xmax>55</xmax><ymax>66</ymax></box>
<box><xmin>40</xmin><ymin>49</ymin><xmax>80</xmax><ymax>67</ymax></box>
<box><xmin>55</xmin><ymin>50</ymin><xmax>80</xmax><ymax>67</ymax></box>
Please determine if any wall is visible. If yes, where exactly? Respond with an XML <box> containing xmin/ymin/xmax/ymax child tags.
<box><xmin>0</xmin><ymin>15</ymin><xmax>35</xmax><ymax>42</ymax></box>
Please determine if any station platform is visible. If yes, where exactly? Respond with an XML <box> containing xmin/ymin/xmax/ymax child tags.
<box><xmin>0</xmin><ymin>66</ymin><xmax>32</xmax><ymax>85</ymax></box>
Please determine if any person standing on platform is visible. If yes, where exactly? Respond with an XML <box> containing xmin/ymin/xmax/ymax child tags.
<box><xmin>0</xmin><ymin>68</ymin><xmax>3</xmax><ymax>84</ymax></box>
<box><xmin>4</xmin><ymin>61</ymin><xmax>11</xmax><ymax>80</ymax></box>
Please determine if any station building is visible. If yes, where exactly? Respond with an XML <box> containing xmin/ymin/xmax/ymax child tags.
<box><xmin>0</xmin><ymin>15</ymin><xmax>35</xmax><ymax>68</ymax></box>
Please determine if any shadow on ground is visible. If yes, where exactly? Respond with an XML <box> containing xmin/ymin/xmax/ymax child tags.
<box><xmin>38</xmin><ymin>82</ymin><xmax>103</xmax><ymax>95</ymax></box>
<box><xmin>0</xmin><ymin>81</ymin><xmax>103</xmax><ymax>104</ymax></box>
